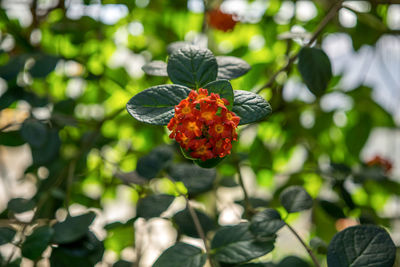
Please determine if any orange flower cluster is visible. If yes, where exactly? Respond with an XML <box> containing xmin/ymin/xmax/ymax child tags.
<box><xmin>168</xmin><ymin>89</ymin><xmax>240</xmax><ymax>161</ymax></box>
<box><xmin>366</xmin><ymin>155</ymin><xmax>393</xmax><ymax>173</ymax></box>
<box><xmin>207</xmin><ymin>8</ymin><xmax>237</xmax><ymax>32</ymax></box>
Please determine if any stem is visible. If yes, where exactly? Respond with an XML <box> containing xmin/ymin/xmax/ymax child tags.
<box><xmin>285</xmin><ymin>222</ymin><xmax>320</xmax><ymax>267</ymax></box>
<box><xmin>256</xmin><ymin>0</ymin><xmax>344</xmax><ymax>94</ymax></box>
<box><xmin>235</xmin><ymin>161</ymin><xmax>255</xmax><ymax>218</ymax></box>
<box><xmin>183</xmin><ymin>194</ymin><xmax>216</xmax><ymax>267</ymax></box>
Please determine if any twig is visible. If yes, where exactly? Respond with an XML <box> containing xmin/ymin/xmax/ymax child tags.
<box><xmin>285</xmin><ymin>222</ymin><xmax>320</xmax><ymax>267</ymax></box>
<box><xmin>256</xmin><ymin>0</ymin><xmax>344</xmax><ymax>94</ymax></box>
<box><xmin>182</xmin><ymin>194</ymin><xmax>216</xmax><ymax>267</ymax></box>
<box><xmin>234</xmin><ymin>161</ymin><xmax>255</xmax><ymax>217</ymax></box>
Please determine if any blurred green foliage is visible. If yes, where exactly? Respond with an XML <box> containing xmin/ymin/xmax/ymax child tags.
<box><xmin>0</xmin><ymin>0</ymin><xmax>399</xmax><ymax>266</ymax></box>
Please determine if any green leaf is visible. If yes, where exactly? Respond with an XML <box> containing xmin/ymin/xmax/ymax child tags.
<box><xmin>204</xmin><ymin>80</ymin><xmax>234</xmax><ymax>110</ymax></box>
<box><xmin>319</xmin><ymin>200</ymin><xmax>346</xmax><ymax>219</ymax></box>
<box><xmin>298</xmin><ymin>47</ymin><xmax>332</xmax><ymax>97</ymax></box>
<box><xmin>126</xmin><ymin>84</ymin><xmax>191</xmax><ymax>125</ymax></box>
<box><xmin>31</xmin><ymin>128</ymin><xmax>61</xmax><ymax>166</ymax></box>
<box><xmin>0</xmin><ymin>55</ymin><xmax>26</xmax><ymax>81</ymax></box>
<box><xmin>168</xmin><ymin>163</ymin><xmax>216</xmax><ymax>194</ymax></box>
<box><xmin>0</xmin><ymin>227</ymin><xmax>16</xmax><ymax>245</ymax></box>
<box><xmin>211</xmin><ymin>223</ymin><xmax>275</xmax><ymax>264</ymax></box>
<box><xmin>0</xmin><ymin>131</ymin><xmax>25</xmax><ymax>146</ymax></box>
<box><xmin>216</xmin><ymin>56</ymin><xmax>251</xmax><ymax>80</ymax></box>
<box><xmin>52</xmin><ymin>212</ymin><xmax>96</xmax><ymax>244</ymax></box>
<box><xmin>153</xmin><ymin>242</ymin><xmax>207</xmax><ymax>267</ymax></box>
<box><xmin>29</xmin><ymin>54</ymin><xmax>59</xmax><ymax>78</ymax></box>
<box><xmin>327</xmin><ymin>225</ymin><xmax>396</xmax><ymax>267</ymax></box>
<box><xmin>345</xmin><ymin>113</ymin><xmax>372</xmax><ymax>158</ymax></box>
<box><xmin>167</xmin><ymin>47</ymin><xmax>218</xmax><ymax>89</ymax></box>
<box><xmin>7</xmin><ymin>198</ymin><xmax>36</xmax><ymax>213</ymax></box>
<box><xmin>21</xmin><ymin>226</ymin><xmax>54</xmax><ymax>260</ymax></box>
<box><xmin>173</xmin><ymin>208</ymin><xmax>215</xmax><ymax>238</ymax></box>
<box><xmin>232</xmin><ymin>90</ymin><xmax>272</xmax><ymax>125</ymax></box>
<box><xmin>136</xmin><ymin>146</ymin><xmax>174</xmax><ymax>179</ymax></box>
<box><xmin>142</xmin><ymin>60</ymin><xmax>168</xmax><ymax>76</ymax></box>
<box><xmin>279</xmin><ymin>186</ymin><xmax>313</xmax><ymax>213</ymax></box>
<box><xmin>278</xmin><ymin>256</ymin><xmax>310</xmax><ymax>267</ymax></box>
<box><xmin>136</xmin><ymin>194</ymin><xmax>175</xmax><ymax>219</ymax></box>
<box><xmin>250</xmin><ymin>209</ymin><xmax>285</xmax><ymax>238</ymax></box>
<box><xmin>20</xmin><ymin>119</ymin><xmax>47</xmax><ymax>148</ymax></box>
<box><xmin>50</xmin><ymin>232</ymin><xmax>104</xmax><ymax>267</ymax></box>
<box><xmin>113</xmin><ymin>260</ymin><xmax>135</xmax><ymax>267</ymax></box>
<box><xmin>194</xmin><ymin>156</ymin><xmax>225</xmax><ymax>169</ymax></box>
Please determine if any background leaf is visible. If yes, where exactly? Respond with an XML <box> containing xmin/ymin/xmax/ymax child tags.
<box><xmin>136</xmin><ymin>194</ymin><xmax>175</xmax><ymax>219</ymax></box>
<box><xmin>173</xmin><ymin>208</ymin><xmax>215</xmax><ymax>238</ymax></box>
<box><xmin>216</xmin><ymin>56</ymin><xmax>251</xmax><ymax>80</ymax></box>
<box><xmin>142</xmin><ymin>60</ymin><xmax>168</xmax><ymax>76</ymax></box>
<box><xmin>52</xmin><ymin>212</ymin><xmax>96</xmax><ymax>244</ymax></box>
<box><xmin>250</xmin><ymin>209</ymin><xmax>285</xmax><ymax>238</ymax></box>
<box><xmin>279</xmin><ymin>186</ymin><xmax>313</xmax><ymax>213</ymax></box>
<box><xmin>22</xmin><ymin>226</ymin><xmax>54</xmax><ymax>260</ymax></box>
<box><xmin>298</xmin><ymin>47</ymin><xmax>332</xmax><ymax>97</ymax></box>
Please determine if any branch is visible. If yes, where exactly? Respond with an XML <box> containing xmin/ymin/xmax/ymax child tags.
<box><xmin>234</xmin><ymin>161</ymin><xmax>255</xmax><ymax>218</ymax></box>
<box><xmin>256</xmin><ymin>0</ymin><xmax>344</xmax><ymax>94</ymax></box>
<box><xmin>183</xmin><ymin>194</ymin><xmax>216</xmax><ymax>267</ymax></box>
<box><xmin>285</xmin><ymin>222</ymin><xmax>321</xmax><ymax>267</ymax></box>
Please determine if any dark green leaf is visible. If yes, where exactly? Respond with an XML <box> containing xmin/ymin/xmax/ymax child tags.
<box><xmin>298</xmin><ymin>47</ymin><xmax>332</xmax><ymax>97</ymax></box>
<box><xmin>168</xmin><ymin>163</ymin><xmax>216</xmax><ymax>194</ymax></box>
<box><xmin>113</xmin><ymin>260</ymin><xmax>135</xmax><ymax>267</ymax></box>
<box><xmin>279</xmin><ymin>186</ymin><xmax>313</xmax><ymax>213</ymax></box>
<box><xmin>319</xmin><ymin>200</ymin><xmax>345</xmax><ymax>219</ymax></box>
<box><xmin>0</xmin><ymin>131</ymin><xmax>25</xmax><ymax>146</ymax></box>
<box><xmin>29</xmin><ymin>54</ymin><xmax>59</xmax><ymax>78</ymax></box>
<box><xmin>52</xmin><ymin>212</ymin><xmax>96</xmax><ymax>244</ymax></box>
<box><xmin>167</xmin><ymin>47</ymin><xmax>218</xmax><ymax>89</ymax></box>
<box><xmin>216</xmin><ymin>56</ymin><xmax>251</xmax><ymax>80</ymax></box>
<box><xmin>22</xmin><ymin>226</ymin><xmax>54</xmax><ymax>260</ymax></box>
<box><xmin>136</xmin><ymin>146</ymin><xmax>174</xmax><ymax>179</ymax></box>
<box><xmin>250</xmin><ymin>209</ymin><xmax>285</xmax><ymax>238</ymax></box>
<box><xmin>0</xmin><ymin>55</ymin><xmax>26</xmax><ymax>81</ymax></box>
<box><xmin>204</xmin><ymin>80</ymin><xmax>234</xmax><ymax>110</ymax></box>
<box><xmin>278</xmin><ymin>256</ymin><xmax>310</xmax><ymax>267</ymax></box>
<box><xmin>31</xmin><ymin>128</ymin><xmax>61</xmax><ymax>165</ymax></box>
<box><xmin>142</xmin><ymin>60</ymin><xmax>168</xmax><ymax>76</ymax></box>
<box><xmin>7</xmin><ymin>198</ymin><xmax>36</xmax><ymax>213</ymax></box>
<box><xmin>327</xmin><ymin>225</ymin><xmax>396</xmax><ymax>267</ymax></box>
<box><xmin>50</xmin><ymin>232</ymin><xmax>104</xmax><ymax>267</ymax></box>
<box><xmin>137</xmin><ymin>194</ymin><xmax>175</xmax><ymax>219</ymax></box>
<box><xmin>153</xmin><ymin>242</ymin><xmax>207</xmax><ymax>267</ymax></box>
<box><xmin>126</xmin><ymin>84</ymin><xmax>190</xmax><ymax>125</ymax></box>
<box><xmin>232</xmin><ymin>90</ymin><xmax>272</xmax><ymax>125</ymax></box>
<box><xmin>20</xmin><ymin>119</ymin><xmax>47</xmax><ymax>148</ymax></box>
<box><xmin>0</xmin><ymin>227</ymin><xmax>16</xmax><ymax>245</ymax></box>
<box><xmin>194</xmin><ymin>156</ymin><xmax>225</xmax><ymax>169</ymax></box>
<box><xmin>173</xmin><ymin>208</ymin><xmax>215</xmax><ymax>238</ymax></box>
<box><xmin>345</xmin><ymin>114</ymin><xmax>372</xmax><ymax>158</ymax></box>
<box><xmin>211</xmin><ymin>223</ymin><xmax>275</xmax><ymax>264</ymax></box>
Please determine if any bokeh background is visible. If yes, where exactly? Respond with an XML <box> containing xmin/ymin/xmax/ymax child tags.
<box><xmin>0</xmin><ymin>0</ymin><xmax>400</xmax><ymax>266</ymax></box>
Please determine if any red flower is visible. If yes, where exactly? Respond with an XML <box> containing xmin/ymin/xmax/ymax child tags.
<box><xmin>168</xmin><ymin>88</ymin><xmax>240</xmax><ymax>161</ymax></box>
<box><xmin>207</xmin><ymin>8</ymin><xmax>237</xmax><ymax>32</ymax></box>
<box><xmin>366</xmin><ymin>155</ymin><xmax>393</xmax><ymax>173</ymax></box>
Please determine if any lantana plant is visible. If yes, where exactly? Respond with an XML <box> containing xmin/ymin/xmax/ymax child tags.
<box><xmin>127</xmin><ymin>45</ymin><xmax>271</xmax><ymax>168</ymax></box>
